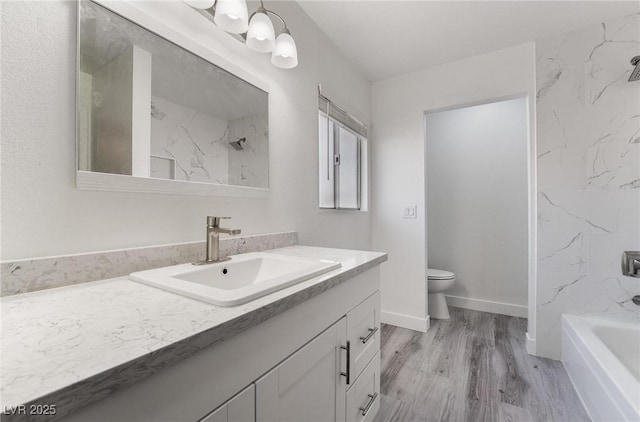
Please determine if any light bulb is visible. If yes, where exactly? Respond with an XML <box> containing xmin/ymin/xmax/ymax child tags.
<box><xmin>271</xmin><ymin>31</ymin><xmax>297</xmax><ymax>69</ymax></box>
<box><xmin>246</xmin><ymin>11</ymin><xmax>275</xmax><ymax>53</ymax></box>
<box><xmin>214</xmin><ymin>0</ymin><xmax>249</xmax><ymax>34</ymax></box>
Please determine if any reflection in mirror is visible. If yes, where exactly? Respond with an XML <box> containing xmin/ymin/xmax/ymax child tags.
<box><xmin>78</xmin><ymin>1</ymin><xmax>269</xmax><ymax>188</ymax></box>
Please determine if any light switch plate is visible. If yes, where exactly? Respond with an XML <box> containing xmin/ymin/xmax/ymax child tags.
<box><xmin>403</xmin><ymin>206</ymin><xmax>417</xmax><ymax>219</ymax></box>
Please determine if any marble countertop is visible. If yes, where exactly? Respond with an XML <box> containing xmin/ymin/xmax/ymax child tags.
<box><xmin>1</xmin><ymin>246</ymin><xmax>386</xmax><ymax>418</ymax></box>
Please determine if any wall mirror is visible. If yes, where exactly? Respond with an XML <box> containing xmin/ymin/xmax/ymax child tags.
<box><xmin>77</xmin><ymin>1</ymin><xmax>269</xmax><ymax>194</ymax></box>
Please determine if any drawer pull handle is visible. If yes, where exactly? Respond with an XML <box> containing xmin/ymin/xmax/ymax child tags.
<box><xmin>360</xmin><ymin>327</ymin><xmax>379</xmax><ymax>344</ymax></box>
<box><xmin>340</xmin><ymin>341</ymin><xmax>351</xmax><ymax>385</ymax></box>
<box><xmin>359</xmin><ymin>392</ymin><xmax>378</xmax><ymax>416</ymax></box>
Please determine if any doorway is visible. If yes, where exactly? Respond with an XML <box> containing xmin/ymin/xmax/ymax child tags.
<box><xmin>424</xmin><ymin>97</ymin><xmax>531</xmax><ymax>321</ymax></box>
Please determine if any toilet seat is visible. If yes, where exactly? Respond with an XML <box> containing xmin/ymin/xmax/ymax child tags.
<box><xmin>427</xmin><ymin>268</ymin><xmax>455</xmax><ymax>280</ymax></box>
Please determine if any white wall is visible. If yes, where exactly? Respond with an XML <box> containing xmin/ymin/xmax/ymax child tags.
<box><xmin>371</xmin><ymin>43</ymin><xmax>536</xmax><ymax>332</ymax></box>
<box><xmin>535</xmin><ymin>13</ymin><xmax>640</xmax><ymax>360</ymax></box>
<box><xmin>425</xmin><ymin>97</ymin><xmax>529</xmax><ymax>317</ymax></box>
<box><xmin>0</xmin><ymin>1</ymin><xmax>372</xmax><ymax>261</ymax></box>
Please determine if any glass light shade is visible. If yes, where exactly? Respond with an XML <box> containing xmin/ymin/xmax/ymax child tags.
<box><xmin>182</xmin><ymin>0</ymin><xmax>215</xmax><ymax>9</ymax></box>
<box><xmin>271</xmin><ymin>32</ymin><xmax>298</xmax><ymax>69</ymax></box>
<box><xmin>214</xmin><ymin>0</ymin><xmax>249</xmax><ymax>34</ymax></box>
<box><xmin>246</xmin><ymin>12</ymin><xmax>275</xmax><ymax>53</ymax></box>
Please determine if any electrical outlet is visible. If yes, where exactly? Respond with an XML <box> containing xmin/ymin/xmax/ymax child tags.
<box><xmin>403</xmin><ymin>206</ymin><xmax>417</xmax><ymax>219</ymax></box>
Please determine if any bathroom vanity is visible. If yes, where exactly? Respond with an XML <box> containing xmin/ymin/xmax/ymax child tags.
<box><xmin>1</xmin><ymin>246</ymin><xmax>386</xmax><ymax>422</ymax></box>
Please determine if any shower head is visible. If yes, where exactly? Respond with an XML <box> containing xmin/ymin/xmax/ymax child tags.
<box><xmin>229</xmin><ymin>138</ymin><xmax>246</xmax><ymax>151</ymax></box>
<box><xmin>629</xmin><ymin>56</ymin><xmax>640</xmax><ymax>82</ymax></box>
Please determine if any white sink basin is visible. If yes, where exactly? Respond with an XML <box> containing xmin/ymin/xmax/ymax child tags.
<box><xmin>129</xmin><ymin>252</ymin><xmax>341</xmax><ymax>306</ymax></box>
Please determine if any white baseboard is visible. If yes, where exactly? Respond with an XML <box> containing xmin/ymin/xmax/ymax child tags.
<box><xmin>526</xmin><ymin>332</ymin><xmax>536</xmax><ymax>355</ymax></box>
<box><xmin>381</xmin><ymin>310</ymin><xmax>429</xmax><ymax>332</ymax></box>
<box><xmin>444</xmin><ymin>295</ymin><xmax>528</xmax><ymax>318</ymax></box>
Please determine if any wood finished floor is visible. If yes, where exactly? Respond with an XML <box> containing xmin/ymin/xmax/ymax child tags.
<box><xmin>373</xmin><ymin>308</ymin><xmax>589</xmax><ymax>422</ymax></box>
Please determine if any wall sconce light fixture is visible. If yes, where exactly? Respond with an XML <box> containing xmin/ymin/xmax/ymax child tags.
<box><xmin>183</xmin><ymin>0</ymin><xmax>298</xmax><ymax>69</ymax></box>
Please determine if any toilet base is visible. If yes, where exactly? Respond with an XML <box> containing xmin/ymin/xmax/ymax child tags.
<box><xmin>428</xmin><ymin>292</ymin><xmax>450</xmax><ymax>319</ymax></box>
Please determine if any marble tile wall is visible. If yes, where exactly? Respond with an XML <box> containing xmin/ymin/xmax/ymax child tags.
<box><xmin>227</xmin><ymin>114</ymin><xmax>269</xmax><ymax>188</ymax></box>
<box><xmin>150</xmin><ymin>95</ymin><xmax>229</xmax><ymax>184</ymax></box>
<box><xmin>535</xmin><ymin>13</ymin><xmax>640</xmax><ymax>359</ymax></box>
<box><xmin>0</xmin><ymin>232</ymin><xmax>298</xmax><ymax>297</ymax></box>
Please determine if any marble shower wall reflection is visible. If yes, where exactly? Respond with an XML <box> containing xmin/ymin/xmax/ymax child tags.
<box><xmin>150</xmin><ymin>95</ymin><xmax>229</xmax><ymax>184</ymax></box>
<box><xmin>228</xmin><ymin>114</ymin><xmax>269</xmax><ymax>187</ymax></box>
<box><xmin>536</xmin><ymin>13</ymin><xmax>640</xmax><ymax>359</ymax></box>
<box><xmin>149</xmin><ymin>97</ymin><xmax>268</xmax><ymax>186</ymax></box>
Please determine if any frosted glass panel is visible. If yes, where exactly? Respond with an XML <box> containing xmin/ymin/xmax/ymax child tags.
<box><xmin>318</xmin><ymin>114</ymin><xmax>335</xmax><ymax>208</ymax></box>
<box><xmin>337</xmin><ymin>127</ymin><xmax>359</xmax><ymax>209</ymax></box>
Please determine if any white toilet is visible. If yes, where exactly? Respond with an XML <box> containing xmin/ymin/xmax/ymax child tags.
<box><xmin>427</xmin><ymin>268</ymin><xmax>456</xmax><ymax>319</ymax></box>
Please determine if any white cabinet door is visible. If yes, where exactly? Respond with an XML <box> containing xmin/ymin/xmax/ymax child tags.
<box><xmin>346</xmin><ymin>352</ymin><xmax>380</xmax><ymax>422</ymax></box>
<box><xmin>228</xmin><ymin>385</ymin><xmax>255</xmax><ymax>422</ymax></box>
<box><xmin>256</xmin><ymin>318</ymin><xmax>347</xmax><ymax>422</ymax></box>
<box><xmin>201</xmin><ymin>384</ymin><xmax>255</xmax><ymax>422</ymax></box>
<box><xmin>347</xmin><ymin>292</ymin><xmax>380</xmax><ymax>381</ymax></box>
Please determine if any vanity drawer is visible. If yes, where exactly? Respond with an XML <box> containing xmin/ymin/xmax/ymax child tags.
<box><xmin>346</xmin><ymin>351</ymin><xmax>380</xmax><ymax>422</ymax></box>
<box><xmin>347</xmin><ymin>291</ymin><xmax>380</xmax><ymax>381</ymax></box>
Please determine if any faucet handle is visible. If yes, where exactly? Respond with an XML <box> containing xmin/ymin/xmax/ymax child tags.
<box><xmin>207</xmin><ymin>216</ymin><xmax>231</xmax><ymax>226</ymax></box>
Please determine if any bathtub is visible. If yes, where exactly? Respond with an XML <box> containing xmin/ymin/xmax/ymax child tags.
<box><xmin>562</xmin><ymin>315</ymin><xmax>640</xmax><ymax>422</ymax></box>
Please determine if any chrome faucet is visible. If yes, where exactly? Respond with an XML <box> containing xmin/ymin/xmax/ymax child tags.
<box><xmin>193</xmin><ymin>216</ymin><xmax>241</xmax><ymax>265</ymax></box>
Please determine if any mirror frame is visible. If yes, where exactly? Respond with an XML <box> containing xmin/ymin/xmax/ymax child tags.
<box><xmin>76</xmin><ymin>0</ymin><xmax>270</xmax><ymax>198</ymax></box>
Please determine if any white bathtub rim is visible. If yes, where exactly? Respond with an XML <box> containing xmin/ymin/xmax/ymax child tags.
<box><xmin>563</xmin><ymin>327</ymin><xmax>625</xmax><ymax>422</ymax></box>
<box><xmin>562</xmin><ymin>314</ymin><xmax>639</xmax><ymax>416</ymax></box>
<box><xmin>562</xmin><ymin>314</ymin><xmax>640</xmax><ymax>418</ymax></box>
